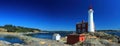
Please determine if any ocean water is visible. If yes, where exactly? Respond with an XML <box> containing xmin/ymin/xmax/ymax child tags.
<box><xmin>30</xmin><ymin>32</ymin><xmax>120</xmax><ymax>40</ymax></box>
<box><xmin>107</xmin><ymin>32</ymin><xmax>120</xmax><ymax>37</ymax></box>
<box><xmin>28</xmin><ymin>32</ymin><xmax>72</xmax><ymax>40</ymax></box>
<box><xmin>0</xmin><ymin>36</ymin><xmax>24</xmax><ymax>44</ymax></box>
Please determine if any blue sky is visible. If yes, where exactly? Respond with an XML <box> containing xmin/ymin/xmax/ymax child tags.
<box><xmin>0</xmin><ymin>0</ymin><xmax>120</xmax><ymax>31</ymax></box>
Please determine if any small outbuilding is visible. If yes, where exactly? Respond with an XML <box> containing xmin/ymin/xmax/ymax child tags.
<box><xmin>67</xmin><ymin>34</ymin><xmax>85</xmax><ymax>44</ymax></box>
<box><xmin>53</xmin><ymin>33</ymin><xmax>61</xmax><ymax>41</ymax></box>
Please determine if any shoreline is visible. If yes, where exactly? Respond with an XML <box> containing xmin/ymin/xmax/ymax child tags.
<box><xmin>0</xmin><ymin>32</ymin><xmax>120</xmax><ymax>46</ymax></box>
<box><xmin>0</xmin><ymin>32</ymin><xmax>70</xmax><ymax>46</ymax></box>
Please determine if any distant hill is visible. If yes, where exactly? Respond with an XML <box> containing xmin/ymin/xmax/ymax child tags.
<box><xmin>0</xmin><ymin>24</ymin><xmax>41</xmax><ymax>32</ymax></box>
<box><xmin>43</xmin><ymin>31</ymin><xmax>74</xmax><ymax>33</ymax></box>
<box><xmin>96</xmin><ymin>30</ymin><xmax>120</xmax><ymax>32</ymax></box>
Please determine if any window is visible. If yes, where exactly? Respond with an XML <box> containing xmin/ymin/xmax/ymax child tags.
<box><xmin>77</xmin><ymin>29</ymin><xmax>81</xmax><ymax>33</ymax></box>
<box><xmin>82</xmin><ymin>29</ymin><xmax>85</xmax><ymax>32</ymax></box>
<box><xmin>78</xmin><ymin>25</ymin><xmax>81</xmax><ymax>28</ymax></box>
<box><xmin>82</xmin><ymin>24</ymin><xmax>85</xmax><ymax>27</ymax></box>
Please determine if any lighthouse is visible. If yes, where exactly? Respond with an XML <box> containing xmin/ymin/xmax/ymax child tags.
<box><xmin>88</xmin><ymin>6</ymin><xmax>95</xmax><ymax>32</ymax></box>
<box><xmin>67</xmin><ymin>5</ymin><xmax>96</xmax><ymax>45</ymax></box>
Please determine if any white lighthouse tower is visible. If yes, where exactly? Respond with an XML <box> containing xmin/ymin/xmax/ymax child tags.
<box><xmin>88</xmin><ymin>6</ymin><xmax>95</xmax><ymax>32</ymax></box>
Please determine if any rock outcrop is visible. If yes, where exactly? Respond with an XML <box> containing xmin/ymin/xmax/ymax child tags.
<box><xmin>73</xmin><ymin>32</ymin><xmax>120</xmax><ymax>46</ymax></box>
<box><xmin>0</xmin><ymin>28</ymin><xmax>7</xmax><ymax>32</ymax></box>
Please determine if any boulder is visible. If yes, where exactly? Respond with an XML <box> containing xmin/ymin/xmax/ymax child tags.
<box><xmin>83</xmin><ymin>38</ymin><xmax>104</xmax><ymax>46</ymax></box>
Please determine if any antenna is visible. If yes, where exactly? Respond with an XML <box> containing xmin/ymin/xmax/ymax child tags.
<box><xmin>89</xmin><ymin>0</ymin><xmax>93</xmax><ymax>9</ymax></box>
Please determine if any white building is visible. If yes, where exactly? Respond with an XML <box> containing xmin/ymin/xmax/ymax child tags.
<box><xmin>53</xmin><ymin>33</ymin><xmax>61</xmax><ymax>41</ymax></box>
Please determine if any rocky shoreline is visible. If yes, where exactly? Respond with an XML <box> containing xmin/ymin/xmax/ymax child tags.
<box><xmin>0</xmin><ymin>32</ymin><xmax>70</xmax><ymax>46</ymax></box>
<box><xmin>0</xmin><ymin>32</ymin><xmax>120</xmax><ymax>46</ymax></box>
<box><xmin>0</xmin><ymin>40</ymin><xmax>24</xmax><ymax>46</ymax></box>
<box><xmin>73</xmin><ymin>32</ymin><xmax>120</xmax><ymax>46</ymax></box>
